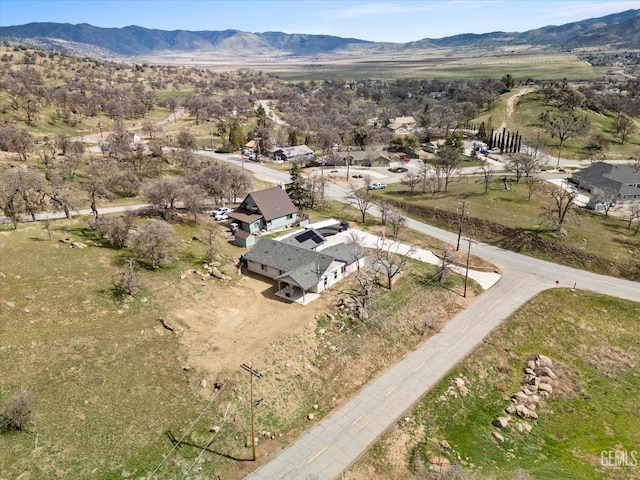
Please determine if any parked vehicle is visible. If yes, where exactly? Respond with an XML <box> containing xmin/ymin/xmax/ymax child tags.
<box><xmin>369</xmin><ymin>182</ymin><xmax>387</xmax><ymax>190</ymax></box>
<box><xmin>211</xmin><ymin>207</ymin><xmax>231</xmax><ymax>217</ymax></box>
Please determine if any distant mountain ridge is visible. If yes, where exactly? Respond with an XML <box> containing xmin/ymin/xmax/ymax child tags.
<box><xmin>1</xmin><ymin>9</ymin><xmax>638</xmax><ymax>59</ymax></box>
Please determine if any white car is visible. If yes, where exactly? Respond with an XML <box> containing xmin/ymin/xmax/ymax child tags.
<box><xmin>369</xmin><ymin>182</ymin><xmax>387</xmax><ymax>190</ymax></box>
<box><xmin>214</xmin><ymin>213</ymin><xmax>229</xmax><ymax>221</ymax></box>
<box><xmin>211</xmin><ymin>207</ymin><xmax>231</xmax><ymax>217</ymax></box>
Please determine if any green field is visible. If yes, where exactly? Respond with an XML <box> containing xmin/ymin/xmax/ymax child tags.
<box><xmin>375</xmin><ymin>177</ymin><xmax>640</xmax><ymax>278</ymax></box>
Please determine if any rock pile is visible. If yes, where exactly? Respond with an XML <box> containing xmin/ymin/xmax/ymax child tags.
<box><xmin>491</xmin><ymin>354</ymin><xmax>557</xmax><ymax>441</ymax></box>
<box><xmin>437</xmin><ymin>376</ymin><xmax>470</xmax><ymax>401</ymax></box>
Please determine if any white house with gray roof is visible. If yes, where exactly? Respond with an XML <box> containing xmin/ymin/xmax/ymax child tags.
<box><xmin>571</xmin><ymin>162</ymin><xmax>640</xmax><ymax>201</ymax></box>
<box><xmin>242</xmin><ymin>230</ymin><xmax>365</xmax><ymax>304</ymax></box>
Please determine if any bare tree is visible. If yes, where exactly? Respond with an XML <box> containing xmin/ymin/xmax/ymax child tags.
<box><xmin>540</xmin><ymin>111</ymin><xmax>590</xmax><ymax>166</ymax></box>
<box><xmin>203</xmin><ymin>219</ymin><xmax>218</xmax><ymax>264</ymax></box>
<box><xmin>628</xmin><ymin>203</ymin><xmax>640</xmax><ymax>232</ymax></box>
<box><xmin>347</xmin><ymin>184</ymin><xmax>374</xmax><ymax>224</ymax></box>
<box><xmin>507</xmin><ymin>152</ymin><xmax>541</xmax><ymax>182</ymax></box>
<box><xmin>388</xmin><ymin>208</ymin><xmax>406</xmax><ymax>238</ymax></box>
<box><xmin>93</xmin><ymin>213</ymin><xmax>135</xmax><ymax>248</ymax></box>
<box><xmin>1</xmin><ymin>387</ymin><xmax>33</xmax><ymax>432</ymax></box>
<box><xmin>543</xmin><ymin>181</ymin><xmax>579</xmax><ymax>232</ymax></box>
<box><xmin>112</xmin><ymin>258</ymin><xmax>138</xmax><ymax>297</ymax></box>
<box><xmin>432</xmin><ymin>146</ymin><xmax>461</xmax><ymax>192</ymax></box>
<box><xmin>142</xmin><ymin>120</ymin><xmax>160</xmax><ymax>140</ymax></box>
<box><xmin>524</xmin><ymin>175</ymin><xmax>541</xmax><ymax>201</ymax></box>
<box><xmin>180</xmin><ymin>183</ymin><xmax>208</xmax><ymax>223</ymax></box>
<box><xmin>478</xmin><ymin>159</ymin><xmax>495</xmax><ymax>194</ymax></box>
<box><xmin>143</xmin><ymin>178</ymin><xmax>183</xmax><ymax>219</ymax></box>
<box><xmin>373</xmin><ymin>237</ymin><xmax>414</xmax><ymax>290</ymax></box>
<box><xmin>401</xmin><ymin>171</ymin><xmax>421</xmax><ymax>193</ymax></box>
<box><xmin>0</xmin><ymin>167</ymin><xmax>47</xmax><ymax>227</ymax></box>
<box><xmin>59</xmin><ymin>141</ymin><xmax>85</xmax><ymax>181</ymax></box>
<box><xmin>593</xmin><ymin>187</ymin><xmax>619</xmax><ymax>218</ymax></box>
<box><xmin>612</xmin><ymin>114</ymin><xmax>636</xmax><ymax>144</ymax></box>
<box><xmin>129</xmin><ymin>219</ymin><xmax>180</xmax><ymax>268</ymax></box>
<box><xmin>44</xmin><ymin>169</ymin><xmax>76</xmax><ymax>219</ymax></box>
<box><xmin>0</xmin><ymin>125</ymin><xmax>33</xmax><ymax>161</ymax></box>
<box><xmin>417</xmin><ymin>159</ymin><xmax>433</xmax><ymax>193</ymax></box>
<box><xmin>82</xmin><ymin>157</ymin><xmax>115</xmax><ymax>221</ymax></box>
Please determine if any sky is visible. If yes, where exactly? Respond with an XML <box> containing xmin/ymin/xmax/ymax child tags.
<box><xmin>1</xmin><ymin>0</ymin><xmax>638</xmax><ymax>43</ymax></box>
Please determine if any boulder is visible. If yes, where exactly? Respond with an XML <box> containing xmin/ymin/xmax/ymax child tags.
<box><xmin>492</xmin><ymin>417</ymin><xmax>510</xmax><ymax>428</ymax></box>
<box><xmin>453</xmin><ymin>377</ymin><xmax>466</xmax><ymax>388</ymax></box>
<box><xmin>516</xmin><ymin>405</ymin><xmax>538</xmax><ymax>419</ymax></box>
<box><xmin>535</xmin><ymin>366</ymin><xmax>557</xmax><ymax>379</ymax></box>
<box><xmin>535</xmin><ymin>354</ymin><xmax>553</xmax><ymax>368</ymax></box>
<box><xmin>505</xmin><ymin>405</ymin><xmax>516</xmax><ymax>415</ymax></box>
<box><xmin>491</xmin><ymin>431</ymin><xmax>505</xmax><ymax>442</ymax></box>
<box><xmin>538</xmin><ymin>382</ymin><xmax>553</xmax><ymax>394</ymax></box>
<box><xmin>511</xmin><ymin>391</ymin><xmax>528</xmax><ymax>404</ymax></box>
<box><xmin>440</xmin><ymin>439</ymin><xmax>451</xmax><ymax>450</ymax></box>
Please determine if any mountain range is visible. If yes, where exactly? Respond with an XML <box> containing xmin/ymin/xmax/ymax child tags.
<box><xmin>1</xmin><ymin>9</ymin><xmax>639</xmax><ymax>59</ymax></box>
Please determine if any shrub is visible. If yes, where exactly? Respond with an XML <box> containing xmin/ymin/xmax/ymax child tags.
<box><xmin>1</xmin><ymin>388</ymin><xmax>33</xmax><ymax>432</ymax></box>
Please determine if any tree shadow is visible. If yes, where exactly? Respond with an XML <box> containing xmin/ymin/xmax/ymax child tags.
<box><xmin>166</xmin><ymin>431</ymin><xmax>252</xmax><ymax>462</ymax></box>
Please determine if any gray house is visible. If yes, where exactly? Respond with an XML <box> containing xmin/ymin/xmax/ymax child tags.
<box><xmin>571</xmin><ymin>162</ymin><xmax>640</xmax><ymax>201</ymax></box>
<box><xmin>229</xmin><ymin>186</ymin><xmax>308</xmax><ymax>247</ymax></box>
<box><xmin>242</xmin><ymin>231</ymin><xmax>364</xmax><ymax>304</ymax></box>
<box><xmin>272</xmin><ymin>145</ymin><xmax>315</xmax><ymax>163</ymax></box>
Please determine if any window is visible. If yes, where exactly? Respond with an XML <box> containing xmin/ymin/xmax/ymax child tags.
<box><xmin>334</xmin><ymin>271</ymin><xmax>338</xmax><ymax>280</ymax></box>
<box><xmin>261</xmin><ymin>264</ymin><xmax>267</xmax><ymax>271</ymax></box>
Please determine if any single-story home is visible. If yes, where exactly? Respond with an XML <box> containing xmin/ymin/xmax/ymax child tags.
<box><xmin>387</xmin><ymin>116</ymin><xmax>416</xmax><ymax>134</ymax></box>
<box><xmin>570</xmin><ymin>162</ymin><xmax>640</xmax><ymax>201</ymax></box>
<box><xmin>242</xmin><ymin>229</ymin><xmax>365</xmax><ymax>304</ymax></box>
<box><xmin>228</xmin><ymin>186</ymin><xmax>308</xmax><ymax>247</ymax></box>
<box><xmin>272</xmin><ymin>145</ymin><xmax>315</xmax><ymax>163</ymax></box>
<box><xmin>330</xmin><ymin>150</ymin><xmax>392</xmax><ymax>168</ymax></box>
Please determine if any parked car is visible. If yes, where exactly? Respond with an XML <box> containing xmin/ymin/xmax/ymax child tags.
<box><xmin>369</xmin><ymin>182</ymin><xmax>387</xmax><ymax>190</ymax></box>
<box><xmin>211</xmin><ymin>207</ymin><xmax>231</xmax><ymax>217</ymax></box>
<box><xmin>388</xmin><ymin>167</ymin><xmax>408</xmax><ymax>173</ymax></box>
<box><xmin>214</xmin><ymin>213</ymin><xmax>229</xmax><ymax>221</ymax></box>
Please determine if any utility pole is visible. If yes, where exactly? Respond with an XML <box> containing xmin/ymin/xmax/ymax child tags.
<box><xmin>240</xmin><ymin>363</ymin><xmax>263</xmax><ymax>461</ymax></box>
<box><xmin>456</xmin><ymin>201</ymin><xmax>470</xmax><ymax>251</ymax></box>
<box><xmin>209</xmin><ymin>126</ymin><xmax>215</xmax><ymax>151</ymax></box>
<box><xmin>463</xmin><ymin>237</ymin><xmax>473</xmax><ymax>298</ymax></box>
<box><xmin>346</xmin><ymin>145</ymin><xmax>352</xmax><ymax>180</ymax></box>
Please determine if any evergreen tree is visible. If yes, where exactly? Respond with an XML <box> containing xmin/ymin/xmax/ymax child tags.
<box><xmin>478</xmin><ymin>121</ymin><xmax>487</xmax><ymax>142</ymax></box>
<box><xmin>285</xmin><ymin>162</ymin><xmax>308</xmax><ymax>207</ymax></box>
<box><xmin>228</xmin><ymin>120</ymin><xmax>244</xmax><ymax>150</ymax></box>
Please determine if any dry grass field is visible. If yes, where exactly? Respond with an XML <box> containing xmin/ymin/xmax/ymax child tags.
<box><xmin>137</xmin><ymin>49</ymin><xmax>598</xmax><ymax>82</ymax></box>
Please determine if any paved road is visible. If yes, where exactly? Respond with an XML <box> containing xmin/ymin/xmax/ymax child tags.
<box><xmin>234</xmin><ymin>156</ymin><xmax>640</xmax><ymax>479</ymax></box>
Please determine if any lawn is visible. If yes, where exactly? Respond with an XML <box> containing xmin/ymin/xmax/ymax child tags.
<box><xmin>349</xmin><ymin>288</ymin><xmax>640</xmax><ymax>479</ymax></box>
<box><xmin>375</xmin><ymin>177</ymin><xmax>640</xmax><ymax>278</ymax></box>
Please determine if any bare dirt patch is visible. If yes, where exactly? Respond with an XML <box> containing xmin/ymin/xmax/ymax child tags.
<box><xmin>170</xmin><ymin>268</ymin><xmax>338</xmax><ymax>380</ymax></box>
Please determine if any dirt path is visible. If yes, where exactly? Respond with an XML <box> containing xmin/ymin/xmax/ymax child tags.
<box><xmin>498</xmin><ymin>86</ymin><xmax>536</xmax><ymax>131</ymax></box>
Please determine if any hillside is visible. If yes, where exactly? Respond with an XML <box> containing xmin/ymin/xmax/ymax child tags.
<box><xmin>1</xmin><ymin>9</ymin><xmax>638</xmax><ymax>60</ymax></box>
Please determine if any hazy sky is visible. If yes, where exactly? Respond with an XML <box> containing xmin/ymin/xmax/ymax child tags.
<box><xmin>1</xmin><ymin>0</ymin><xmax>638</xmax><ymax>43</ymax></box>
